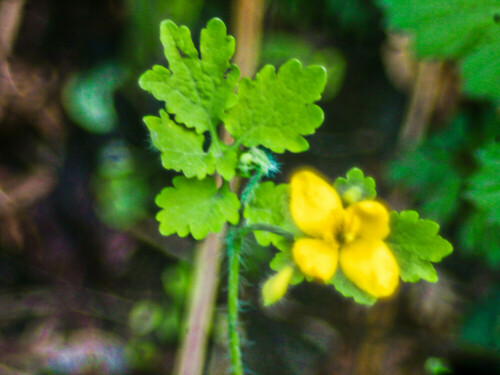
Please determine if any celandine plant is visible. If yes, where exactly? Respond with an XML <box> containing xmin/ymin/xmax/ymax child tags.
<box><xmin>139</xmin><ymin>18</ymin><xmax>453</xmax><ymax>375</ymax></box>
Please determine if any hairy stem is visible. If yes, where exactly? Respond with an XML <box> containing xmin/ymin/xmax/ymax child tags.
<box><xmin>224</xmin><ymin>1</ymin><xmax>264</xmax><ymax>373</ymax></box>
<box><xmin>226</xmin><ymin>166</ymin><xmax>266</xmax><ymax>374</ymax></box>
<box><xmin>227</xmin><ymin>228</ymin><xmax>244</xmax><ymax>375</ymax></box>
<box><xmin>226</xmin><ymin>221</ymin><xmax>293</xmax><ymax>375</ymax></box>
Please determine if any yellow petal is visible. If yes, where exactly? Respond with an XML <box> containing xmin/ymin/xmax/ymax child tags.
<box><xmin>339</xmin><ymin>239</ymin><xmax>399</xmax><ymax>298</ymax></box>
<box><xmin>343</xmin><ymin>200</ymin><xmax>390</xmax><ymax>242</ymax></box>
<box><xmin>262</xmin><ymin>265</ymin><xmax>294</xmax><ymax>306</ymax></box>
<box><xmin>290</xmin><ymin>170</ymin><xmax>343</xmax><ymax>239</ymax></box>
<box><xmin>292</xmin><ymin>238</ymin><xmax>339</xmax><ymax>282</ymax></box>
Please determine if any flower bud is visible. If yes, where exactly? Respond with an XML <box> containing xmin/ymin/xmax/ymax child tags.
<box><xmin>262</xmin><ymin>265</ymin><xmax>294</xmax><ymax>306</ymax></box>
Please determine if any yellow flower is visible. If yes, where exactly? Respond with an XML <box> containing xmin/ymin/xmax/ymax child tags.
<box><xmin>290</xmin><ymin>169</ymin><xmax>399</xmax><ymax>298</ymax></box>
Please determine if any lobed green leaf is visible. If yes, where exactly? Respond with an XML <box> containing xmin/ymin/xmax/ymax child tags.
<box><xmin>386</xmin><ymin>210</ymin><xmax>453</xmax><ymax>282</ymax></box>
<box><xmin>144</xmin><ymin>111</ymin><xmax>213</xmax><ymax>179</ymax></box>
<box><xmin>155</xmin><ymin>176</ymin><xmax>240</xmax><ymax>240</ymax></box>
<box><xmin>144</xmin><ymin>111</ymin><xmax>238</xmax><ymax>180</ymax></box>
<box><xmin>224</xmin><ymin>59</ymin><xmax>327</xmax><ymax>153</ymax></box>
<box><xmin>328</xmin><ymin>270</ymin><xmax>376</xmax><ymax>305</ymax></box>
<box><xmin>139</xmin><ymin>18</ymin><xmax>239</xmax><ymax>134</ymax></box>
<box><xmin>334</xmin><ymin>167</ymin><xmax>376</xmax><ymax>204</ymax></box>
<box><xmin>243</xmin><ymin>181</ymin><xmax>298</xmax><ymax>248</ymax></box>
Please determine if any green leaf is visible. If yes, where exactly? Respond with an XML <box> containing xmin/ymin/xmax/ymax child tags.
<box><xmin>144</xmin><ymin>111</ymin><xmax>214</xmax><ymax>179</ymax></box>
<box><xmin>462</xmin><ymin>40</ymin><xmax>500</xmax><ymax>100</ymax></box>
<box><xmin>465</xmin><ymin>142</ymin><xmax>500</xmax><ymax>224</ymax></box>
<box><xmin>334</xmin><ymin>167</ymin><xmax>376</xmax><ymax>204</ymax></box>
<box><xmin>328</xmin><ymin>270</ymin><xmax>376</xmax><ymax>305</ymax></box>
<box><xmin>460</xmin><ymin>286</ymin><xmax>500</xmax><ymax>350</ymax></box>
<box><xmin>459</xmin><ymin>211</ymin><xmax>500</xmax><ymax>269</ymax></box>
<box><xmin>387</xmin><ymin>117</ymin><xmax>465</xmax><ymax>224</ymax></box>
<box><xmin>93</xmin><ymin>141</ymin><xmax>147</xmax><ymax>229</ymax></box>
<box><xmin>261</xmin><ymin>33</ymin><xmax>346</xmax><ymax>100</ymax></box>
<box><xmin>63</xmin><ymin>62</ymin><xmax>126</xmax><ymax>134</ymax></box>
<box><xmin>144</xmin><ymin>111</ymin><xmax>237</xmax><ymax>180</ymax></box>
<box><xmin>224</xmin><ymin>59</ymin><xmax>327</xmax><ymax>153</ymax></box>
<box><xmin>243</xmin><ymin>181</ymin><xmax>298</xmax><ymax>247</ymax></box>
<box><xmin>378</xmin><ymin>0</ymin><xmax>500</xmax><ymax>100</ymax></box>
<box><xmin>269</xmin><ymin>251</ymin><xmax>304</xmax><ymax>285</ymax></box>
<box><xmin>155</xmin><ymin>177</ymin><xmax>240</xmax><ymax>239</ymax></box>
<box><xmin>139</xmin><ymin>18</ymin><xmax>239</xmax><ymax>134</ymax></box>
<box><xmin>386</xmin><ymin>210</ymin><xmax>453</xmax><ymax>282</ymax></box>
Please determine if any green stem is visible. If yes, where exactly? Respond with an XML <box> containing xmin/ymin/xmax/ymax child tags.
<box><xmin>209</xmin><ymin>125</ymin><xmax>223</xmax><ymax>156</ymax></box>
<box><xmin>243</xmin><ymin>223</ymin><xmax>294</xmax><ymax>241</ymax></box>
<box><xmin>226</xmin><ymin>172</ymin><xmax>264</xmax><ymax>375</ymax></box>
<box><xmin>227</xmin><ymin>165</ymin><xmax>294</xmax><ymax>375</ymax></box>
<box><xmin>227</xmin><ymin>228</ymin><xmax>244</xmax><ymax>375</ymax></box>
<box><xmin>240</xmin><ymin>170</ymin><xmax>264</xmax><ymax>204</ymax></box>
<box><xmin>226</xmin><ymin>222</ymin><xmax>293</xmax><ymax>375</ymax></box>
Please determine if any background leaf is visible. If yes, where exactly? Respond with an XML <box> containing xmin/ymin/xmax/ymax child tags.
<box><xmin>378</xmin><ymin>0</ymin><xmax>500</xmax><ymax>101</ymax></box>
<box><xmin>155</xmin><ymin>177</ymin><xmax>240</xmax><ymax>239</ymax></box>
<box><xmin>387</xmin><ymin>116</ymin><xmax>466</xmax><ymax>224</ymax></box>
<box><xmin>63</xmin><ymin>62</ymin><xmax>126</xmax><ymax>134</ymax></box>
<box><xmin>464</xmin><ymin>142</ymin><xmax>500</xmax><ymax>224</ymax></box>
<box><xmin>459</xmin><ymin>211</ymin><xmax>500</xmax><ymax>268</ymax></box>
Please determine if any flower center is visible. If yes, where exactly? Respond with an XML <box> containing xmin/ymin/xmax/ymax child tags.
<box><xmin>334</xmin><ymin>219</ymin><xmax>357</xmax><ymax>246</ymax></box>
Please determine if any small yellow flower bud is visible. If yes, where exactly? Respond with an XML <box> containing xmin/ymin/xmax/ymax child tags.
<box><xmin>262</xmin><ymin>265</ymin><xmax>294</xmax><ymax>306</ymax></box>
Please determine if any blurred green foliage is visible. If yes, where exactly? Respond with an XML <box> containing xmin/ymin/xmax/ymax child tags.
<box><xmin>378</xmin><ymin>0</ymin><xmax>500</xmax><ymax>101</ymax></box>
<box><xmin>388</xmin><ymin>108</ymin><xmax>500</xmax><ymax>269</ymax></box>
<box><xmin>93</xmin><ymin>141</ymin><xmax>148</xmax><ymax>229</ymax></box>
<box><xmin>460</xmin><ymin>286</ymin><xmax>500</xmax><ymax>351</ymax></box>
<box><xmin>425</xmin><ymin>357</ymin><xmax>452</xmax><ymax>375</ymax></box>
<box><xmin>126</xmin><ymin>262</ymin><xmax>191</xmax><ymax>368</ymax></box>
<box><xmin>63</xmin><ymin>62</ymin><xmax>127</xmax><ymax>134</ymax></box>
<box><xmin>261</xmin><ymin>34</ymin><xmax>345</xmax><ymax>99</ymax></box>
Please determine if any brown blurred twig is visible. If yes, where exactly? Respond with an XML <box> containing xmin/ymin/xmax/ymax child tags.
<box><xmin>0</xmin><ymin>0</ymin><xmax>25</xmax><ymax>58</ymax></box>
<box><xmin>397</xmin><ymin>61</ymin><xmax>444</xmax><ymax>149</ymax></box>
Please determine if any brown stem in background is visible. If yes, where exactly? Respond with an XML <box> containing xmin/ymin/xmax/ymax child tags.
<box><xmin>232</xmin><ymin>0</ymin><xmax>264</xmax><ymax>78</ymax></box>
<box><xmin>397</xmin><ymin>61</ymin><xmax>444</xmax><ymax>150</ymax></box>
<box><xmin>173</xmin><ymin>1</ymin><xmax>264</xmax><ymax>375</ymax></box>
<box><xmin>0</xmin><ymin>0</ymin><xmax>25</xmax><ymax>120</ymax></box>
<box><xmin>0</xmin><ymin>0</ymin><xmax>25</xmax><ymax>57</ymax></box>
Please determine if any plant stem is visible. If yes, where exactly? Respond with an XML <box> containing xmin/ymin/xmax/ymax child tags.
<box><xmin>226</xmin><ymin>221</ymin><xmax>293</xmax><ymax>375</ymax></box>
<box><xmin>173</xmin><ymin>231</ymin><xmax>226</xmax><ymax>375</ymax></box>
<box><xmin>398</xmin><ymin>61</ymin><xmax>444</xmax><ymax>150</ymax></box>
<box><xmin>0</xmin><ymin>0</ymin><xmax>25</xmax><ymax>58</ymax></box>
<box><xmin>227</xmin><ymin>228</ymin><xmax>243</xmax><ymax>375</ymax></box>
<box><xmin>174</xmin><ymin>1</ymin><xmax>265</xmax><ymax>373</ymax></box>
